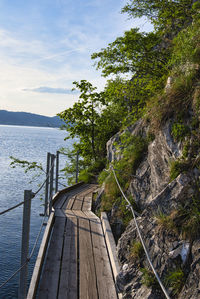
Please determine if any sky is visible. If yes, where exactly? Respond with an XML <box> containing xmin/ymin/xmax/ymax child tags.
<box><xmin>0</xmin><ymin>0</ymin><xmax>153</xmax><ymax>116</ymax></box>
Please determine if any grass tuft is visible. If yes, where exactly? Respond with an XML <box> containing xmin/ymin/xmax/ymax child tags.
<box><xmin>164</xmin><ymin>268</ymin><xmax>185</xmax><ymax>295</ymax></box>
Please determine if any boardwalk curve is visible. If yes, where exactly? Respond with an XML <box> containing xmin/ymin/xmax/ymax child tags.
<box><xmin>28</xmin><ymin>183</ymin><xmax>120</xmax><ymax>299</ymax></box>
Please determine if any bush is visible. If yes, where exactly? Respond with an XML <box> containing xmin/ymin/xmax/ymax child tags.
<box><xmin>98</xmin><ymin>169</ymin><xmax>109</xmax><ymax>185</ymax></box>
<box><xmin>155</xmin><ymin>209</ymin><xmax>176</xmax><ymax>232</ymax></box>
<box><xmin>172</xmin><ymin>122</ymin><xmax>190</xmax><ymax>141</ymax></box>
<box><xmin>113</xmin><ymin>135</ymin><xmax>148</xmax><ymax>189</ymax></box>
<box><xmin>176</xmin><ymin>196</ymin><xmax>200</xmax><ymax>240</ymax></box>
<box><xmin>115</xmin><ymin>196</ymin><xmax>140</xmax><ymax>227</ymax></box>
<box><xmin>170</xmin><ymin>20</ymin><xmax>200</xmax><ymax>69</ymax></box>
<box><xmin>140</xmin><ymin>268</ymin><xmax>158</xmax><ymax>288</ymax></box>
<box><xmin>164</xmin><ymin>268</ymin><xmax>185</xmax><ymax>295</ymax></box>
<box><xmin>169</xmin><ymin>159</ymin><xmax>189</xmax><ymax>181</ymax></box>
<box><xmin>130</xmin><ymin>240</ymin><xmax>144</xmax><ymax>260</ymax></box>
<box><xmin>78</xmin><ymin>169</ymin><xmax>95</xmax><ymax>183</ymax></box>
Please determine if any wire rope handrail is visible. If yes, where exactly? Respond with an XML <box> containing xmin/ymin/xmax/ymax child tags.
<box><xmin>0</xmin><ymin>216</ymin><xmax>47</xmax><ymax>290</ymax></box>
<box><xmin>110</xmin><ymin>164</ymin><xmax>171</xmax><ymax>299</ymax></box>
<box><xmin>0</xmin><ymin>152</ymin><xmax>57</xmax><ymax>297</ymax></box>
<box><xmin>0</xmin><ymin>157</ymin><xmax>55</xmax><ymax>216</ymax></box>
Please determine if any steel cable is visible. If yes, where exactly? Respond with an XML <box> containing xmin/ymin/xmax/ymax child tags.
<box><xmin>111</xmin><ymin>165</ymin><xmax>170</xmax><ymax>299</ymax></box>
<box><xmin>0</xmin><ymin>156</ymin><xmax>55</xmax><ymax>216</ymax></box>
<box><xmin>0</xmin><ymin>215</ymin><xmax>47</xmax><ymax>290</ymax></box>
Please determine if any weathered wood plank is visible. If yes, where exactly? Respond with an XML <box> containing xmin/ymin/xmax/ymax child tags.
<box><xmin>64</xmin><ymin>195</ymin><xmax>76</xmax><ymax>210</ymax></box>
<box><xmin>54</xmin><ymin>209</ymin><xmax>66</xmax><ymax>217</ymax></box>
<box><xmin>65</xmin><ymin>209</ymin><xmax>76</xmax><ymax>218</ymax></box>
<box><xmin>101</xmin><ymin>212</ymin><xmax>121</xmax><ymax>281</ymax></box>
<box><xmin>58</xmin><ymin>217</ymin><xmax>78</xmax><ymax>299</ymax></box>
<box><xmin>73</xmin><ymin>210</ymin><xmax>88</xmax><ymax>219</ymax></box>
<box><xmin>82</xmin><ymin>195</ymin><xmax>92</xmax><ymax>211</ymax></box>
<box><xmin>71</xmin><ymin>196</ymin><xmax>83</xmax><ymax>210</ymax></box>
<box><xmin>79</xmin><ymin>218</ymin><xmax>98</xmax><ymax>299</ymax></box>
<box><xmin>83</xmin><ymin>210</ymin><xmax>99</xmax><ymax>220</ymax></box>
<box><xmin>90</xmin><ymin>218</ymin><xmax>118</xmax><ymax>299</ymax></box>
<box><xmin>53</xmin><ymin>193</ymin><xmax>68</xmax><ymax>209</ymax></box>
<box><xmin>27</xmin><ymin>212</ymin><xmax>55</xmax><ymax>299</ymax></box>
<box><xmin>37</xmin><ymin>217</ymin><xmax>66</xmax><ymax>299</ymax></box>
<box><xmin>60</xmin><ymin>184</ymin><xmax>90</xmax><ymax>210</ymax></box>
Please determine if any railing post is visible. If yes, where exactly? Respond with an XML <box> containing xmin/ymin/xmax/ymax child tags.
<box><xmin>18</xmin><ymin>190</ymin><xmax>33</xmax><ymax>299</ymax></box>
<box><xmin>76</xmin><ymin>150</ymin><xmax>79</xmax><ymax>183</ymax></box>
<box><xmin>44</xmin><ymin>152</ymin><xmax>51</xmax><ymax>216</ymax></box>
<box><xmin>55</xmin><ymin>151</ymin><xmax>59</xmax><ymax>193</ymax></box>
<box><xmin>49</xmin><ymin>154</ymin><xmax>55</xmax><ymax>214</ymax></box>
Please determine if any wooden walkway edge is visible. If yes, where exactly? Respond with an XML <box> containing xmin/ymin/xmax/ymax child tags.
<box><xmin>27</xmin><ymin>183</ymin><xmax>121</xmax><ymax>299</ymax></box>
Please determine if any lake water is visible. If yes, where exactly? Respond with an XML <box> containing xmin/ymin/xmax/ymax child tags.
<box><xmin>0</xmin><ymin>125</ymin><xmax>72</xmax><ymax>298</ymax></box>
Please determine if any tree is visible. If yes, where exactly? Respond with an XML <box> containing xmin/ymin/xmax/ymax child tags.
<box><xmin>58</xmin><ymin>80</ymin><xmax>105</xmax><ymax>162</ymax></box>
<box><xmin>91</xmin><ymin>29</ymin><xmax>169</xmax><ymax>80</ymax></box>
<box><xmin>122</xmin><ymin>0</ymin><xmax>197</xmax><ymax>34</ymax></box>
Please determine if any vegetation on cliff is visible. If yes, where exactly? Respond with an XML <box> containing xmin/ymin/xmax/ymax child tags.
<box><xmin>57</xmin><ymin>1</ymin><xmax>200</xmax><ymax>298</ymax></box>
<box><xmin>58</xmin><ymin>0</ymin><xmax>200</xmax><ymax>185</ymax></box>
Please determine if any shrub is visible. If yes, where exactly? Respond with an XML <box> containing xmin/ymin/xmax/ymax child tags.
<box><xmin>140</xmin><ymin>268</ymin><xmax>158</xmax><ymax>288</ymax></box>
<box><xmin>164</xmin><ymin>268</ymin><xmax>185</xmax><ymax>295</ymax></box>
<box><xmin>155</xmin><ymin>209</ymin><xmax>176</xmax><ymax>232</ymax></box>
<box><xmin>78</xmin><ymin>169</ymin><xmax>95</xmax><ymax>183</ymax></box>
<box><xmin>116</xmin><ymin>196</ymin><xmax>140</xmax><ymax>227</ymax></box>
<box><xmin>98</xmin><ymin>169</ymin><xmax>109</xmax><ymax>185</ymax></box>
<box><xmin>88</xmin><ymin>158</ymin><xmax>106</xmax><ymax>174</ymax></box>
<box><xmin>169</xmin><ymin>159</ymin><xmax>189</xmax><ymax>181</ymax></box>
<box><xmin>171</xmin><ymin>122</ymin><xmax>190</xmax><ymax>141</ymax></box>
<box><xmin>176</xmin><ymin>196</ymin><xmax>200</xmax><ymax>240</ymax></box>
<box><xmin>170</xmin><ymin>20</ymin><xmax>200</xmax><ymax>69</ymax></box>
<box><xmin>100</xmin><ymin>173</ymin><xmax>121</xmax><ymax>212</ymax></box>
<box><xmin>113</xmin><ymin>135</ymin><xmax>148</xmax><ymax>189</ymax></box>
<box><xmin>130</xmin><ymin>240</ymin><xmax>144</xmax><ymax>260</ymax></box>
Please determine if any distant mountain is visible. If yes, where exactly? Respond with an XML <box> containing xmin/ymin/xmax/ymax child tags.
<box><xmin>0</xmin><ymin>110</ymin><xmax>64</xmax><ymax>128</ymax></box>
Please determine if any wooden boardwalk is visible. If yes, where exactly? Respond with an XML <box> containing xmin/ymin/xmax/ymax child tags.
<box><xmin>28</xmin><ymin>183</ymin><xmax>119</xmax><ymax>299</ymax></box>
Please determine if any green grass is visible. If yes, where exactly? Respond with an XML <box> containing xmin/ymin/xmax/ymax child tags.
<box><xmin>176</xmin><ymin>197</ymin><xmax>200</xmax><ymax>240</ymax></box>
<box><xmin>171</xmin><ymin>122</ymin><xmax>190</xmax><ymax>141</ymax></box>
<box><xmin>130</xmin><ymin>240</ymin><xmax>144</xmax><ymax>260</ymax></box>
<box><xmin>155</xmin><ymin>209</ymin><xmax>176</xmax><ymax>232</ymax></box>
<box><xmin>164</xmin><ymin>268</ymin><xmax>185</xmax><ymax>295</ymax></box>
<box><xmin>140</xmin><ymin>268</ymin><xmax>158</xmax><ymax>288</ymax></box>
<box><xmin>169</xmin><ymin>159</ymin><xmax>189</xmax><ymax>181</ymax></box>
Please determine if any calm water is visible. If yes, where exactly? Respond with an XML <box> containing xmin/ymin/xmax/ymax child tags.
<box><xmin>0</xmin><ymin>125</ymin><xmax>72</xmax><ymax>298</ymax></box>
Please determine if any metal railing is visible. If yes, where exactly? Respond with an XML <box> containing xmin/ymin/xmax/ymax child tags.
<box><xmin>0</xmin><ymin>151</ymin><xmax>62</xmax><ymax>299</ymax></box>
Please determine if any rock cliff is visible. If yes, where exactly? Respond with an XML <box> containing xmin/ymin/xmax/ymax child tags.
<box><xmin>104</xmin><ymin>119</ymin><xmax>200</xmax><ymax>298</ymax></box>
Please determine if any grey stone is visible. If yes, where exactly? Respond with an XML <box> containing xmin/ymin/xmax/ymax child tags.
<box><xmin>105</xmin><ymin>117</ymin><xmax>200</xmax><ymax>298</ymax></box>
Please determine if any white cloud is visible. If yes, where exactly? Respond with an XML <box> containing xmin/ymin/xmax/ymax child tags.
<box><xmin>0</xmin><ymin>0</ymin><xmax>153</xmax><ymax>116</ymax></box>
<box><xmin>23</xmin><ymin>86</ymin><xmax>79</xmax><ymax>94</ymax></box>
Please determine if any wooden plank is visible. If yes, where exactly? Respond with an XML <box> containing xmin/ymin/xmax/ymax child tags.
<box><xmin>60</xmin><ymin>187</ymin><xmax>89</xmax><ymax>210</ymax></box>
<box><xmin>64</xmin><ymin>195</ymin><xmax>76</xmax><ymax>210</ymax></box>
<box><xmin>71</xmin><ymin>210</ymin><xmax>88</xmax><ymax>219</ymax></box>
<box><xmin>51</xmin><ymin>182</ymin><xmax>86</xmax><ymax>206</ymax></box>
<box><xmin>83</xmin><ymin>210</ymin><xmax>99</xmax><ymax>220</ymax></box>
<box><xmin>101</xmin><ymin>212</ymin><xmax>121</xmax><ymax>281</ymax></box>
<box><xmin>58</xmin><ymin>217</ymin><xmax>78</xmax><ymax>299</ymax></box>
<box><xmin>72</xmin><ymin>195</ymin><xmax>84</xmax><ymax>210</ymax></box>
<box><xmin>90</xmin><ymin>219</ymin><xmax>118</xmax><ymax>299</ymax></box>
<box><xmin>54</xmin><ymin>209</ymin><xmax>66</xmax><ymax>218</ymax></box>
<box><xmin>82</xmin><ymin>195</ymin><xmax>92</xmax><ymax>211</ymax></box>
<box><xmin>59</xmin><ymin>184</ymin><xmax>90</xmax><ymax>211</ymax></box>
<box><xmin>53</xmin><ymin>193</ymin><xmax>67</xmax><ymax>209</ymax></box>
<box><xmin>65</xmin><ymin>209</ymin><xmax>76</xmax><ymax>218</ymax></box>
<box><xmin>79</xmin><ymin>218</ymin><xmax>98</xmax><ymax>299</ymax></box>
<box><xmin>37</xmin><ymin>216</ymin><xmax>66</xmax><ymax>299</ymax></box>
<box><xmin>27</xmin><ymin>212</ymin><xmax>55</xmax><ymax>299</ymax></box>
<box><xmin>75</xmin><ymin>185</ymin><xmax>97</xmax><ymax>200</ymax></box>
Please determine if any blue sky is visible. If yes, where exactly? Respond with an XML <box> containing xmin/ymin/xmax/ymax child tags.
<box><xmin>0</xmin><ymin>0</ymin><xmax>153</xmax><ymax>116</ymax></box>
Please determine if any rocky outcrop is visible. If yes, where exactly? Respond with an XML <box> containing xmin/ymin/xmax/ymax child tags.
<box><xmin>105</xmin><ymin>119</ymin><xmax>200</xmax><ymax>298</ymax></box>
<box><xmin>116</xmin><ymin>172</ymin><xmax>194</xmax><ymax>298</ymax></box>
